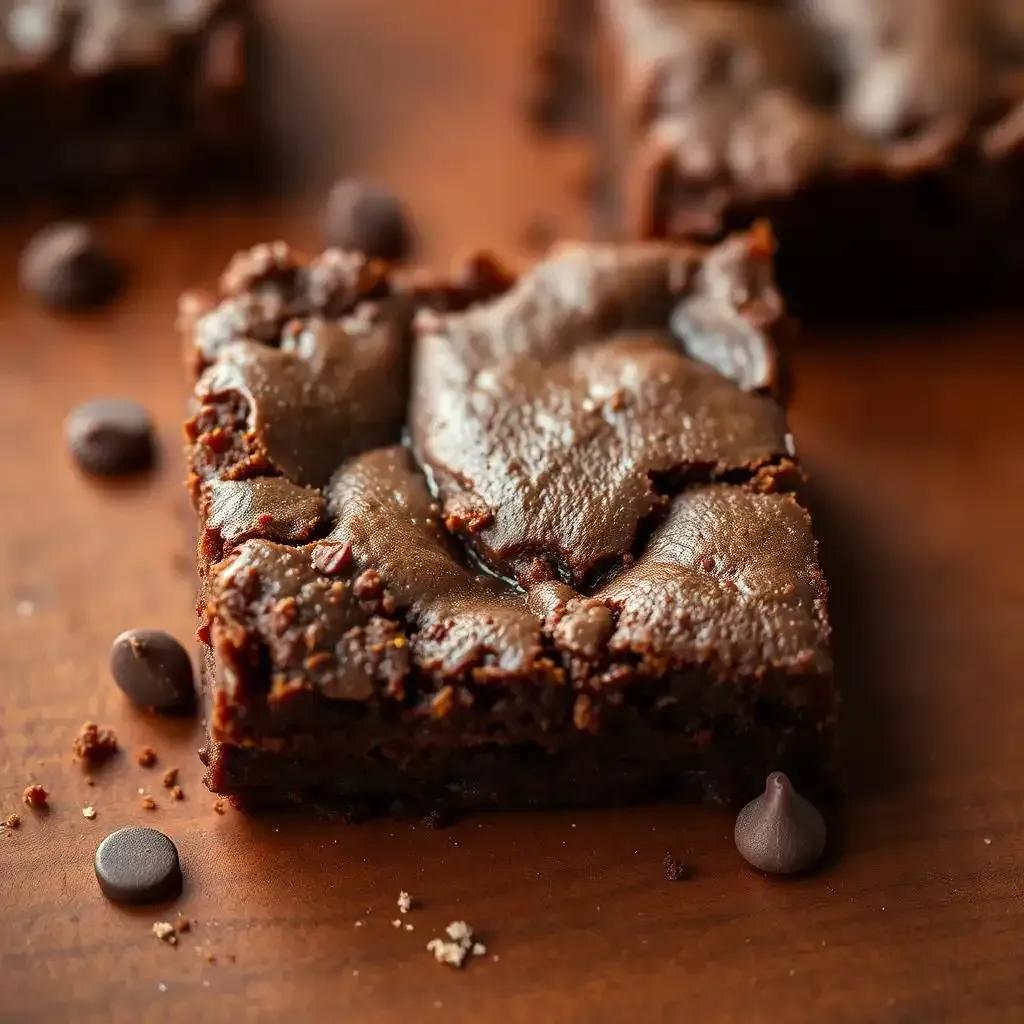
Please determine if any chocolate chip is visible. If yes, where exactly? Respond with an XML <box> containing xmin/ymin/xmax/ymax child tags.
<box><xmin>110</xmin><ymin>629</ymin><xmax>196</xmax><ymax>713</ymax></box>
<box><xmin>323</xmin><ymin>180</ymin><xmax>411</xmax><ymax>261</ymax></box>
<box><xmin>65</xmin><ymin>398</ymin><xmax>155</xmax><ymax>477</ymax></box>
<box><xmin>734</xmin><ymin>772</ymin><xmax>826</xmax><ymax>875</ymax></box>
<box><xmin>19</xmin><ymin>222</ymin><xmax>123</xmax><ymax>311</ymax></box>
<box><xmin>94</xmin><ymin>827</ymin><xmax>182</xmax><ymax>904</ymax></box>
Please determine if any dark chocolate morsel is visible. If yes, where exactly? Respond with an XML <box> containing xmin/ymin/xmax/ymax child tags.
<box><xmin>94</xmin><ymin>827</ymin><xmax>182</xmax><ymax>904</ymax></box>
<box><xmin>733</xmin><ymin>771</ymin><xmax>826</xmax><ymax>875</ymax></box>
<box><xmin>19</xmin><ymin>222</ymin><xmax>123</xmax><ymax>311</ymax></box>
<box><xmin>65</xmin><ymin>398</ymin><xmax>156</xmax><ymax>477</ymax></box>
<box><xmin>110</xmin><ymin>629</ymin><xmax>197</xmax><ymax>712</ymax></box>
<box><xmin>322</xmin><ymin>180</ymin><xmax>412</xmax><ymax>261</ymax></box>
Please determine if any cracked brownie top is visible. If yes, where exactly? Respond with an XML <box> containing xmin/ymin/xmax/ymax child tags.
<box><xmin>608</xmin><ymin>0</ymin><xmax>1024</xmax><ymax>195</ymax></box>
<box><xmin>183</xmin><ymin>232</ymin><xmax>830</xmax><ymax>716</ymax></box>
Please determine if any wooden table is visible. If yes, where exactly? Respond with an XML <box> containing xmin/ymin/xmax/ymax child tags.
<box><xmin>2</xmin><ymin>2</ymin><xmax>1023</xmax><ymax>1020</ymax></box>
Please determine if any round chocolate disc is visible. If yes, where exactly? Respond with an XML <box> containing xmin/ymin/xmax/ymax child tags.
<box><xmin>94</xmin><ymin>827</ymin><xmax>182</xmax><ymax>904</ymax></box>
<box><xmin>19</xmin><ymin>222</ymin><xmax>123</xmax><ymax>311</ymax></box>
<box><xmin>110</xmin><ymin>629</ymin><xmax>196</xmax><ymax>712</ymax></box>
<box><xmin>65</xmin><ymin>398</ymin><xmax>155</xmax><ymax>477</ymax></box>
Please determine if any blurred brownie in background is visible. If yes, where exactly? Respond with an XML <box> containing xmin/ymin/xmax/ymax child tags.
<box><xmin>0</xmin><ymin>0</ymin><xmax>267</xmax><ymax>202</ymax></box>
<box><xmin>596</xmin><ymin>0</ymin><xmax>1024</xmax><ymax>317</ymax></box>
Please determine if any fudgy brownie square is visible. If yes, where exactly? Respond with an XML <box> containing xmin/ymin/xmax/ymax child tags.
<box><xmin>597</xmin><ymin>0</ymin><xmax>1024</xmax><ymax>316</ymax></box>
<box><xmin>0</xmin><ymin>0</ymin><xmax>264</xmax><ymax>200</ymax></box>
<box><xmin>182</xmin><ymin>231</ymin><xmax>837</xmax><ymax>813</ymax></box>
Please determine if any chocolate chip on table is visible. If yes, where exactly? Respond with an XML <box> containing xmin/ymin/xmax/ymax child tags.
<box><xmin>734</xmin><ymin>772</ymin><xmax>827</xmax><ymax>875</ymax></box>
<box><xmin>110</xmin><ymin>629</ymin><xmax>196</xmax><ymax>713</ymax></box>
<box><xmin>322</xmin><ymin>180</ymin><xmax>411</xmax><ymax>261</ymax></box>
<box><xmin>19</xmin><ymin>222</ymin><xmax>123</xmax><ymax>311</ymax></box>
<box><xmin>94</xmin><ymin>827</ymin><xmax>182</xmax><ymax>904</ymax></box>
<box><xmin>65</xmin><ymin>398</ymin><xmax>156</xmax><ymax>477</ymax></box>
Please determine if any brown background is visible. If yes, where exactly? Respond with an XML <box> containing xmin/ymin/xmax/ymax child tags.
<box><xmin>2</xmin><ymin>1</ymin><xmax>1023</xmax><ymax>1021</ymax></box>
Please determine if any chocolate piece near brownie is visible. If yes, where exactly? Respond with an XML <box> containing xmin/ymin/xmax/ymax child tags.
<box><xmin>596</xmin><ymin>0</ymin><xmax>1024</xmax><ymax>317</ymax></box>
<box><xmin>183</xmin><ymin>234</ymin><xmax>836</xmax><ymax>814</ymax></box>
<box><xmin>0</xmin><ymin>1</ymin><xmax>265</xmax><ymax>201</ymax></box>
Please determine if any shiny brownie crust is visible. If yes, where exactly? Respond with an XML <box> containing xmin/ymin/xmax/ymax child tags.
<box><xmin>599</xmin><ymin>0</ymin><xmax>1024</xmax><ymax>317</ymax></box>
<box><xmin>182</xmin><ymin>233</ymin><xmax>837</xmax><ymax>813</ymax></box>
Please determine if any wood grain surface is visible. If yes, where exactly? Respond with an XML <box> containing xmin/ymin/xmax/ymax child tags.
<box><xmin>2</xmin><ymin>1</ymin><xmax>1023</xmax><ymax>1021</ymax></box>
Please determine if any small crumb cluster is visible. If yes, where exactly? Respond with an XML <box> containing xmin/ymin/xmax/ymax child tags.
<box><xmin>153</xmin><ymin>921</ymin><xmax>177</xmax><ymax>945</ymax></box>
<box><xmin>23</xmin><ymin>784</ymin><xmax>48</xmax><ymax>809</ymax></box>
<box><xmin>72</xmin><ymin>722</ymin><xmax>118</xmax><ymax>763</ymax></box>
<box><xmin>663</xmin><ymin>854</ymin><xmax>690</xmax><ymax>882</ymax></box>
<box><xmin>426</xmin><ymin>921</ymin><xmax>487</xmax><ymax>969</ymax></box>
<box><xmin>136</xmin><ymin>746</ymin><xmax>157</xmax><ymax>768</ymax></box>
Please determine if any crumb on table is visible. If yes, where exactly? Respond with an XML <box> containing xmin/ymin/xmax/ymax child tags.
<box><xmin>72</xmin><ymin>722</ymin><xmax>118</xmax><ymax>763</ymax></box>
<box><xmin>5</xmin><ymin>812</ymin><xmax>21</xmax><ymax>829</ymax></box>
<box><xmin>175</xmin><ymin>914</ymin><xmax>191</xmax><ymax>934</ymax></box>
<box><xmin>136</xmin><ymin>746</ymin><xmax>158</xmax><ymax>768</ymax></box>
<box><xmin>212</xmin><ymin>799</ymin><xmax>226</xmax><ymax>815</ymax></box>
<box><xmin>663</xmin><ymin>854</ymin><xmax>691</xmax><ymax>882</ymax></box>
<box><xmin>425</xmin><ymin>921</ymin><xmax>487</xmax><ymax>969</ymax></box>
<box><xmin>398</xmin><ymin>890</ymin><xmax>413</xmax><ymax>914</ymax></box>
<box><xmin>153</xmin><ymin>922</ymin><xmax>177</xmax><ymax>945</ymax></box>
<box><xmin>170</xmin><ymin>786</ymin><xmax>184</xmax><ymax>801</ymax></box>
<box><xmin>162</xmin><ymin>768</ymin><xmax>179</xmax><ymax>788</ymax></box>
<box><xmin>82</xmin><ymin>806</ymin><xmax>96</xmax><ymax>820</ymax></box>
<box><xmin>23</xmin><ymin>784</ymin><xmax>48</xmax><ymax>809</ymax></box>
<box><xmin>141</xmin><ymin>795</ymin><xmax>157</xmax><ymax>811</ymax></box>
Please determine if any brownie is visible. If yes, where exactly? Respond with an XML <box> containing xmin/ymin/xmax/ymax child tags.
<box><xmin>182</xmin><ymin>232</ymin><xmax>837</xmax><ymax>814</ymax></box>
<box><xmin>596</xmin><ymin>0</ymin><xmax>1024</xmax><ymax>317</ymax></box>
<box><xmin>0</xmin><ymin>0</ymin><xmax>264</xmax><ymax>201</ymax></box>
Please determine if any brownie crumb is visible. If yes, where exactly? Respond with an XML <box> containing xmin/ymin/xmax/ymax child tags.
<box><xmin>141</xmin><ymin>795</ymin><xmax>157</xmax><ymax>811</ymax></box>
<box><xmin>162</xmin><ymin>768</ymin><xmax>179</xmax><ymax>789</ymax></box>
<box><xmin>421</xmin><ymin>809</ymin><xmax>452</xmax><ymax>830</ymax></box>
<box><xmin>212</xmin><ymin>799</ymin><xmax>226</xmax><ymax>815</ymax></box>
<box><xmin>84</xmin><ymin>775</ymin><xmax>95</xmax><ymax>787</ymax></box>
<box><xmin>5</xmin><ymin>812</ymin><xmax>21</xmax><ymax>829</ymax></box>
<box><xmin>153</xmin><ymin>921</ymin><xmax>177</xmax><ymax>945</ymax></box>
<box><xmin>398</xmin><ymin>891</ymin><xmax>413</xmax><ymax>914</ymax></box>
<box><xmin>425</xmin><ymin>921</ymin><xmax>487</xmax><ymax>969</ymax></box>
<box><xmin>170</xmin><ymin>786</ymin><xmax>184</xmax><ymax>801</ymax></box>
<box><xmin>520</xmin><ymin>215</ymin><xmax>557</xmax><ymax>254</ymax></box>
<box><xmin>663</xmin><ymin>855</ymin><xmax>691</xmax><ymax>882</ymax></box>
<box><xmin>136</xmin><ymin>746</ymin><xmax>158</xmax><ymax>768</ymax></box>
<box><xmin>72</xmin><ymin>722</ymin><xmax>118</xmax><ymax>763</ymax></box>
<box><xmin>175</xmin><ymin>914</ymin><xmax>191</xmax><ymax>934</ymax></box>
<box><xmin>23</xmin><ymin>784</ymin><xmax>48</xmax><ymax>809</ymax></box>
<box><xmin>352</xmin><ymin>569</ymin><xmax>383</xmax><ymax>600</ymax></box>
<box><xmin>82</xmin><ymin>806</ymin><xmax>97</xmax><ymax>820</ymax></box>
<box><xmin>391</xmin><ymin>919</ymin><xmax>402</xmax><ymax>929</ymax></box>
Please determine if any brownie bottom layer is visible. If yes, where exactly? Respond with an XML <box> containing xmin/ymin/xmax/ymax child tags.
<box><xmin>201</xmin><ymin>722</ymin><xmax>836</xmax><ymax>816</ymax></box>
